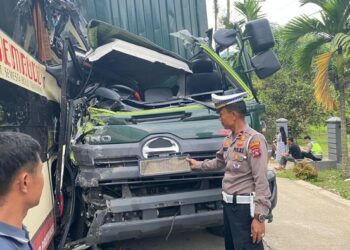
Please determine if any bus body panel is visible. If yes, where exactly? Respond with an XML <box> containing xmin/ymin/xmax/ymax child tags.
<box><xmin>0</xmin><ymin>30</ymin><xmax>61</xmax><ymax>102</ymax></box>
<box><xmin>0</xmin><ymin>29</ymin><xmax>60</xmax><ymax>249</ymax></box>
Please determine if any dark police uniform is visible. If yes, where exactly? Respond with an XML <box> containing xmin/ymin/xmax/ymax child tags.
<box><xmin>195</xmin><ymin>93</ymin><xmax>271</xmax><ymax>250</ymax></box>
<box><xmin>0</xmin><ymin>222</ymin><xmax>34</xmax><ymax>250</ymax></box>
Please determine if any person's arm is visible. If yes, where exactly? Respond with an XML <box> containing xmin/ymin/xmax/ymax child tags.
<box><xmin>248</xmin><ymin>134</ymin><xmax>271</xmax><ymax>215</ymax></box>
<box><xmin>248</xmin><ymin>134</ymin><xmax>271</xmax><ymax>244</ymax></box>
<box><xmin>188</xmin><ymin>146</ymin><xmax>226</xmax><ymax>171</ymax></box>
<box><xmin>285</xmin><ymin>146</ymin><xmax>293</xmax><ymax>157</ymax></box>
<box><xmin>305</xmin><ymin>142</ymin><xmax>312</xmax><ymax>153</ymax></box>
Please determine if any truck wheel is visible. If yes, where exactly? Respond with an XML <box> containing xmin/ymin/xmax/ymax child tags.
<box><xmin>206</xmin><ymin>226</ymin><xmax>224</xmax><ymax>237</ymax></box>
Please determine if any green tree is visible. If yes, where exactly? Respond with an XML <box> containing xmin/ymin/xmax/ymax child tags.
<box><xmin>256</xmin><ymin>29</ymin><xmax>331</xmax><ymax>141</ymax></box>
<box><xmin>227</xmin><ymin>0</ymin><xmax>231</xmax><ymax>21</ymax></box>
<box><xmin>214</xmin><ymin>0</ymin><xmax>219</xmax><ymax>30</ymax></box>
<box><xmin>221</xmin><ymin>0</ymin><xmax>265</xmax><ymax>69</ymax></box>
<box><xmin>221</xmin><ymin>0</ymin><xmax>265</xmax><ymax>29</ymax></box>
<box><xmin>222</xmin><ymin>0</ymin><xmax>232</xmax><ymax>28</ymax></box>
<box><xmin>283</xmin><ymin>0</ymin><xmax>350</xmax><ymax>178</ymax></box>
<box><xmin>234</xmin><ymin>0</ymin><xmax>265</xmax><ymax>24</ymax></box>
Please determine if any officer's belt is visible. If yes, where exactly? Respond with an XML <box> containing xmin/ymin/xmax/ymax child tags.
<box><xmin>222</xmin><ymin>191</ymin><xmax>251</xmax><ymax>204</ymax></box>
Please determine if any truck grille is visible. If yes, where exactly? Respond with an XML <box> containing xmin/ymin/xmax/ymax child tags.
<box><xmin>94</xmin><ymin>157</ymin><xmax>139</xmax><ymax>168</ymax></box>
<box><xmin>183</xmin><ymin>151</ymin><xmax>217</xmax><ymax>161</ymax></box>
<box><xmin>94</xmin><ymin>151</ymin><xmax>216</xmax><ymax>169</ymax></box>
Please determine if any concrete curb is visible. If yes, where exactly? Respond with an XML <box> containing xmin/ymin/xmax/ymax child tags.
<box><xmin>292</xmin><ymin>179</ymin><xmax>350</xmax><ymax>206</ymax></box>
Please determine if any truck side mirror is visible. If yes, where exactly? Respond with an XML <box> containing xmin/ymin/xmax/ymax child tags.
<box><xmin>250</xmin><ymin>49</ymin><xmax>281</xmax><ymax>79</ymax></box>
<box><xmin>245</xmin><ymin>18</ymin><xmax>281</xmax><ymax>78</ymax></box>
<box><xmin>245</xmin><ymin>18</ymin><xmax>275</xmax><ymax>54</ymax></box>
<box><xmin>213</xmin><ymin>29</ymin><xmax>237</xmax><ymax>53</ymax></box>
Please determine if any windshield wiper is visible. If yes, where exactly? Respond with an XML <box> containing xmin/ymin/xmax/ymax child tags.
<box><xmin>129</xmin><ymin>111</ymin><xmax>191</xmax><ymax>124</ymax></box>
<box><xmin>122</xmin><ymin>95</ymin><xmax>216</xmax><ymax>111</ymax></box>
<box><xmin>177</xmin><ymin>97</ymin><xmax>216</xmax><ymax>111</ymax></box>
<box><xmin>123</xmin><ymin>99</ymin><xmax>191</xmax><ymax>109</ymax></box>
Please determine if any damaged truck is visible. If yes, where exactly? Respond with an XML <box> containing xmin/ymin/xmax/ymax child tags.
<box><xmin>0</xmin><ymin>0</ymin><xmax>279</xmax><ymax>249</ymax></box>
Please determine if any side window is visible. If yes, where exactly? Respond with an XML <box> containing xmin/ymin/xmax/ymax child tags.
<box><xmin>245</xmin><ymin>115</ymin><xmax>252</xmax><ymax>127</ymax></box>
<box><xmin>225</xmin><ymin>73</ymin><xmax>242</xmax><ymax>92</ymax></box>
<box><xmin>0</xmin><ymin>1</ymin><xmax>17</xmax><ymax>37</ymax></box>
<box><xmin>0</xmin><ymin>79</ymin><xmax>60</xmax><ymax>161</ymax></box>
<box><xmin>0</xmin><ymin>2</ymin><xmax>36</xmax><ymax>56</ymax></box>
<box><xmin>212</xmin><ymin>54</ymin><xmax>243</xmax><ymax>93</ymax></box>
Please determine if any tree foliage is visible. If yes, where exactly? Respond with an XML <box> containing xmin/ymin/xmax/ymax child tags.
<box><xmin>214</xmin><ymin>0</ymin><xmax>219</xmax><ymax>30</ymax></box>
<box><xmin>282</xmin><ymin>0</ymin><xmax>350</xmax><ymax>177</ymax></box>
<box><xmin>256</xmin><ymin>28</ymin><xmax>332</xmax><ymax>139</ymax></box>
<box><xmin>234</xmin><ymin>0</ymin><xmax>265</xmax><ymax>24</ymax></box>
<box><xmin>282</xmin><ymin>0</ymin><xmax>350</xmax><ymax>111</ymax></box>
<box><xmin>256</xmin><ymin>66</ymin><xmax>330</xmax><ymax>138</ymax></box>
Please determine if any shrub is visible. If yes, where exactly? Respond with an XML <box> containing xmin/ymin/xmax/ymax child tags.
<box><xmin>293</xmin><ymin>160</ymin><xmax>318</xmax><ymax>180</ymax></box>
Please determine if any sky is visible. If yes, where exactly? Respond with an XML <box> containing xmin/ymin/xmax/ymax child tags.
<box><xmin>206</xmin><ymin>0</ymin><xmax>321</xmax><ymax>29</ymax></box>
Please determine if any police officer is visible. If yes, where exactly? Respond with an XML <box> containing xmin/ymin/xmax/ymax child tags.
<box><xmin>187</xmin><ymin>92</ymin><xmax>271</xmax><ymax>250</ymax></box>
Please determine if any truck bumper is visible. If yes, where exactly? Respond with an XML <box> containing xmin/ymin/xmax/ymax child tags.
<box><xmin>96</xmin><ymin>210</ymin><xmax>222</xmax><ymax>243</ymax></box>
<box><xmin>86</xmin><ymin>188</ymin><xmax>223</xmax><ymax>244</ymax></box>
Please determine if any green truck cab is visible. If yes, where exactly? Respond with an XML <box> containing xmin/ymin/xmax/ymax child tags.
<box><xmin>62</xmin><ymin>19</ymin><xmax>279</xmax><ymax>247</ymax></box>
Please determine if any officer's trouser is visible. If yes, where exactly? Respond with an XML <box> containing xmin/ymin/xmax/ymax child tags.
<box><xmin>223</xmin><ymin>202</ymin><xmax>264</xmax><ymax>250</ymax></box>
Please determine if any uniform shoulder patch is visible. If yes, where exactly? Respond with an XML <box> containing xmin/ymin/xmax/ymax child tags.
<box><xmin>249</xmin><ymin>140</ymin><xmax>261</xmax><ymax>158</ymax></box>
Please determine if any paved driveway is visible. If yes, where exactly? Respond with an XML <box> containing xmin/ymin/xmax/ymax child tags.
<box><xmin>264</xmin><ymin>178</ymin><xmax>350</xmax><ymax>250</ymax></box>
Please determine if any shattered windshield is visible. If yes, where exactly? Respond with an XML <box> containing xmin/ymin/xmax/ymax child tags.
<box><xmin>8</xmin><ymin>0</ymin><xmax>88</xmax><ymax>64</ymax></box>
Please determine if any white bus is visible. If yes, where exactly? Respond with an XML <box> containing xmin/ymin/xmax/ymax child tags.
<box><xmin>0</xmin><ymin>1</ymin><xmax>87</xmax><ymax>249</ymax></box>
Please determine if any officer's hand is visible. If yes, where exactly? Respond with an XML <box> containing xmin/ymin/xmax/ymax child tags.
<box><xmin>251</xmin><ymin>219</ymin><xmax>265</xmax><ymax>244</ymax></box>
<box><xmin>186</xmin><ymin>158</ymin><xmax>198</xmax><ymax>170</ymax></box>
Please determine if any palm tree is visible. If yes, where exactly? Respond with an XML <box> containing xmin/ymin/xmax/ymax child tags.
<box><xmin>227</xmin><ymin>0</ymin><xmax>231</xmax><ymax>22</ymax></box>
<box><xmin>222</xmin><ymin>0</ymin><xmax>232</xmax><ymax>29</ymax></box>
<box><xmin>214</xmin><ymin>0</ymin><xmax>219</xmax><ymax>30</ymax></box>
<box><xmin>283</xmin><ymin>0</ymin><xmax>350</xmax><ymax>178</ymax></box>
<box><xmin>234</xmin><ymin>0</ymin><xmax>265</xmax><ymax>24</ymax></box>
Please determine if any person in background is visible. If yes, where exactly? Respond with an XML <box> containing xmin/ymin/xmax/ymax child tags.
<box><xmin>271</xmin><ymin>132</ymin><xmax>278</xmax><ymax>159</ymax></box>
<box><xmin>301</xmin><ymin>135</ymin><xmax>322</xmax><ymax>161</ymax></box>
<box><xmin>0</xmin><ymin>132</ymin><xmax>44</xmax><ymax>250</ymax></box>
<box><xmin>275</xmin><ymin>137</ymin><xmax>303</xmax><ymax>170</ymax></box>
<box><xmin>260</xmin><ymin>120</ymin><xmax>267</xmax><ymax>134</ymax></box>
<box><xmin>275</xmin><ymin>127</ymin><xmax>287</xmax><ymax>163</ymax></box>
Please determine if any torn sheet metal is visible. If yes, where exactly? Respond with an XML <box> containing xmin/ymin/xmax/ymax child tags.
<box><xmin>86</xmin><ymin>39</ymin><xmax>192</xmax><ymax>73</ymax></box>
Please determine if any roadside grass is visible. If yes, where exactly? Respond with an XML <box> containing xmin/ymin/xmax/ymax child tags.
<box><xmin>276</xmin><ymin>169</ymin><xmax>298</xmax><ymax>180</ymax></box>
<box><xmin>277</xmin><ymin>169</ymin><xmax>350</xmax><ymax>200</ymax></box>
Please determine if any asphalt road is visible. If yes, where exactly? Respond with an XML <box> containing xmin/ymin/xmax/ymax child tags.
<box><xmin>117</xmin><ymin>229</ymin><xmax>225</xmax><ymax>250</ymax></box>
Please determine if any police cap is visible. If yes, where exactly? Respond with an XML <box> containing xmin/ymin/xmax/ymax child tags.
<box><xmin>211</xmin><ymin>92</ymin><xmax>248</xmax><ymax>114</ymax></box>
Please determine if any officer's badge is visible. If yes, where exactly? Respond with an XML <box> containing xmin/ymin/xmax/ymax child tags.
<box><xmin>223</xmin><ymin>139</ymin><xmax>230</xmax><ymax>151</ymax></box>
<box><xmin>234</xmin><ymin>147</ymin><xmax>244</xmax><ymax>153</ymax></box>
<box><xmin>232</xmin><ymin>163</ymin><xmax>241</xmax><ymax>169</ymax></box>
<box><xmin>249</xmin><ymin>140</ymin><xmax>261</xmax><ymax>157</ymax></box>
<box><xmin>236</xmin><ymin>140</ymin><xmax>244</xmax><ymax>147</ymax></box>
<box><xmin>233</xmin><ymin>153</ymin><xmax>247</xmax><ymax>161</ymax></box>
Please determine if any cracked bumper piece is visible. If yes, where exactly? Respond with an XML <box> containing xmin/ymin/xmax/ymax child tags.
<box><xmin>87</xmin><ymin>189</ymin><xmax>223</xmax><ymax>244</ymax></box>
<box><xmin>94</xmin><ymin>210</ymin><xmax>223</xmax><ymax>244</ymax></box>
